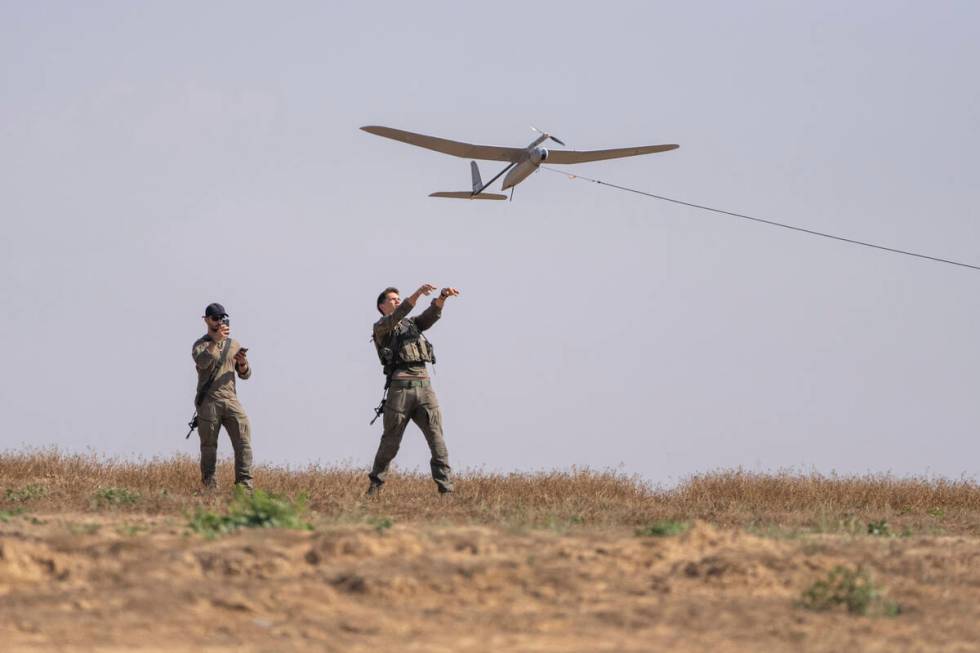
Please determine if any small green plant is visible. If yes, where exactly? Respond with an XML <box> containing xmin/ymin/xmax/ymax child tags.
<box><xmin>5</xmin><ymin>484</ymin><xmax>48</xmax><ymax>502</ymax></box>
<box><xmin>866</xmin><ymin>520</ymin><xmax>891</xmax><ymax>536</ymax></box>
<box><xmin>188</xmin><ymin>487</ymin><xmax>312</xmax><ymax>538</ymax></box>
<box><xmin>927</xmin><ymin>507</ymin><xmax>945</xmax><ymax>519</ymax></box>
<box><xmin>93</xmin><ymin>487</ymin><xmax>141</xmax><ymax>507</ymax></box>
<box><xmin>635</xmin><ymin>520</ymin><xmax>688</xmax><ymax>537</ymax></box>
<box><xmin>369</xmin><ymin>516</ymin><xmax>394</xmax><ymax>534</ymax></box>
<box><xmin>800</xmin><ymin>565</ymin><xmax>900</xmax><ymax>616</ymax></box>
<box><xmin>0</xmin><ymin>508</ymin><xmax>26</xmax><ymax>523</ymax></box>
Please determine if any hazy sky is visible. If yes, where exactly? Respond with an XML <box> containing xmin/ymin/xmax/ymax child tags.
<box><xmin>3</xmin><ymin>1</ymin><xmax>979</xmax><ymax>484</ymax></box>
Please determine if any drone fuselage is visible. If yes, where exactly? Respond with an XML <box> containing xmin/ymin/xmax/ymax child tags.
<box><xmin>502</xmin><ymin>147</ymin><xmax>548</xmax><ymax>190</ymax></box>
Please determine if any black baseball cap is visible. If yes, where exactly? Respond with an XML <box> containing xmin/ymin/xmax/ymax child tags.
<box><xmin>203</xmin><ymin>303</ymin><xmax>227</xmax><ymax>318</ymax></box>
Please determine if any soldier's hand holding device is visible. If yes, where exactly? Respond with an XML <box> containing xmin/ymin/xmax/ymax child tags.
<box><xmin>234</xmin><ymin>347</ymin><xmax>249</xmax><ymax>371</ymax></box>
<box><xmin>435</xmin><ymin>287</ymin><xmax>459</xmax><ymax>307</ymax></box>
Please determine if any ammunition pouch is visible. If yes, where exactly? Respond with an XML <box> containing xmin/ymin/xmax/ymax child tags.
<box><xmin>376</xmin><ymin>319</ymin><xmax>435</xmax><ymax>376</ymax></box>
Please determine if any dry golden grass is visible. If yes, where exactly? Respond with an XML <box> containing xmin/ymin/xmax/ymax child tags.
<box><xmin>4</xmin><ymin>449</ymin><xmax>980</xmax><ymax>652</ymax></box>
<box><xmin>2</xmin><ymin>449</ymin><xmax>978</xmax><ymax>535</ymax></box>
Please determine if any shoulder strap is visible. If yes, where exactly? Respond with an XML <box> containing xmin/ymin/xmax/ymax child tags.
<box><xmin>195</xmin><ymin>338</ymin><xmax>234</xmax><ymax>407</ymax></box>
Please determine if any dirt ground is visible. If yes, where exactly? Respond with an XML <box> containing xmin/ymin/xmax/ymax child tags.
<box><xmin>3</xmin><ymin>513</ymin><xmax>980</xmax><ymax>652</ymax></box>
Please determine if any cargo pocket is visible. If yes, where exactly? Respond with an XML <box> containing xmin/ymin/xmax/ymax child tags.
<box><xmin>421</xmin><ymin>405</ymin><xmax>442</xmax><ymax>434</ymax></box>
<box><xmin>418</xmin><ymin>404</ymin><xmax>447</xmax><ymax>459</ymax></box>
<box><xmin>197</xmin><ymin>400</ymin><xmax>219</xmax><ymax>426</ymax></box>
<box><xmin>382</xmin><ymin>406</ymin><xmax>409</xmax><ymax>433</ymax></box>
<box><xmin>383</xmin><ymin>387</ymin><xmax>409</xmax><ymax>426</ymax></box>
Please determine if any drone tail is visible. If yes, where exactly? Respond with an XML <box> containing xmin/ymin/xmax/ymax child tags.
<box><xmin>470</xmin><ymin>161</ymin><xmax>483</xmax><ymax>193</ymax></box>
<box><xmin>429</xmin><ymin>191</ymin><xmax>507</xmax><ymax>200</ymax></box>
<box><xmin>426</xmin><ymin>160</ymin><xmax>508</xmax><ymax>199</ymax></box>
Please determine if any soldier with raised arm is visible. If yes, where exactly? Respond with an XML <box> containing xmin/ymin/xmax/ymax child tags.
<box><xmin>368</xmin><ymin>284</ymin><xmax>460</xmax><ymax>495</ymax></box>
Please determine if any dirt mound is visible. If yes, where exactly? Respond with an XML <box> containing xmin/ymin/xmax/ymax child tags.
<box><xmin>2</xmin><ymin>515</ymin><xmax>980</xmax><ymax>652</ymax></box>
<box><xmin>0</xmin><ymin>539</ymin><xmax>76</xmax><ymax>588</ymax></box>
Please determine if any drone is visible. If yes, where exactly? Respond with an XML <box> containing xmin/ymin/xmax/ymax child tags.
<box><xmin>361</xmin><ymin>125</ymin><xmax>679</xmax><ymax>201</ymax></box>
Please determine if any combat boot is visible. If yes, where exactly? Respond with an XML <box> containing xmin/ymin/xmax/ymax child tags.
<box><xmin>366</xmin><ymin>483</ymin><xmax>383</xmax><ymax>497</ymax></box>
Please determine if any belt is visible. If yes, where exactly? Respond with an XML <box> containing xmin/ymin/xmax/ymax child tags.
<box><xmin>389</xmin><ymin>378</ymin><xmax>431</xmax><ymax>389</ymax></box>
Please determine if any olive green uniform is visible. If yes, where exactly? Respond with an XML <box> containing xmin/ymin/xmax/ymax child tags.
<box><xmin>369</xmin><ymin>298</ymin><xmax>453</xmax><ymax>493</ymax></box>
<box><xmin>191</xmin><ymin>335</ymin><xmax>253</xmax><ymax>488</ymax></box>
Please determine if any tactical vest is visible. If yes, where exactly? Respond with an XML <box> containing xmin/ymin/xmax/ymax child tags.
<box><xmin>375</xmin><ymin>319</ymin><xmax>435</xmax><ymax>376</ymax></box>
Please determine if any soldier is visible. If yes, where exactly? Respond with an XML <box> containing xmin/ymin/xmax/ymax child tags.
<box><xmin>368</xmin><ymin>284</ymin><xmax>460</xmax><ymax>496</ymax></box>
<box><xmin>191</xmin><ymin>302</ymin><xmax>253</xmax><ymax>490</ymax></box>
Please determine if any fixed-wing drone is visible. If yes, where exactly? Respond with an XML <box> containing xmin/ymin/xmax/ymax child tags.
<box><xmin>361</xmin><ymin>125</ymin><xmax>679</xmax><ymax>200</ymax></box>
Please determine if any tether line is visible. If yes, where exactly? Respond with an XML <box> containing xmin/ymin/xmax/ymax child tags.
<box><xmin>540</xmin><ymin>166</ymin><xmax>980</xmax><ymax>272</ymax></box>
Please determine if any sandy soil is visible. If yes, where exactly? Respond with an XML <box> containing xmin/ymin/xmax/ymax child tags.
<box><xmin>2</xmin><ymin>513</ymin><xmax>979</xmax><ymax>652</ymax></box>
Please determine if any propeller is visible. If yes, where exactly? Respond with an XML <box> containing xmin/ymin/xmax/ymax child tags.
<box><xmin>530</xmin><ymin>125</ymin><xmax>566</xmax><ymax>147</ymax></box>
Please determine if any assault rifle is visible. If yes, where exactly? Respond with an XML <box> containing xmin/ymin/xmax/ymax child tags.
<box><xmin>186</xmin><ymin>330</ymin><xmax>233</xmax><ymax>438</ymax></box>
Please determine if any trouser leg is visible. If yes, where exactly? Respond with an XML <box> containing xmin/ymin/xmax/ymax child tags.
<box><xmin>413</xmin><ymin>385</ymin><xmax>453</xmax><ymax>493</ymax></box>
<box><xmin>222</xmin><ymin>400</ymin><xmax>253</xmax><ymax>488</ymax></box>
<box><xmin>369</xmin><ymin>386</ymin><xmax>413</xmax><ymax>487</ymax></box>
<box><xmin>197</xmin><ymin>401</ymin><xmax>220</xmax><ymax>487</ymax></box>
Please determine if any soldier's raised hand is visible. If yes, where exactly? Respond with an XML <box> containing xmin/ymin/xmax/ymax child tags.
<box><xmin>409</xmin><ymin>284</ymin><xmax>437</xmax><ymax>303</ymax></box>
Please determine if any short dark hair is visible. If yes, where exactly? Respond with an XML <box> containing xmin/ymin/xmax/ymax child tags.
<box><xmin>376</xmin><ymin>287</ymin><xmax>399</xmax><ymax>314</ymax></box>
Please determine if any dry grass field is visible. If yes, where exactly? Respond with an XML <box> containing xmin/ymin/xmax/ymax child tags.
<box><xmin>2</xmin><ymin>450</ymin><xmax>980</xmax><ymax>652</ymax></box>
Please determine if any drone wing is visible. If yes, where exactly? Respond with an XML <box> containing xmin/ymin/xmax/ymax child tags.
<box><xmin>361</xmin><ymin>126</ymin><xmax>523</xmax><ymax>162</ymax></box>
<box><xmin>544</xmin><ymin>144</ymin><xmax>679</xmax><ymax>164</ymax></box>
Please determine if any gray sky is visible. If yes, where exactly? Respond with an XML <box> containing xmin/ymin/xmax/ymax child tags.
<box><xmin>2</xmin><ymin>1</ymin><xmax>979</xmax><ymax>484</ymax></box>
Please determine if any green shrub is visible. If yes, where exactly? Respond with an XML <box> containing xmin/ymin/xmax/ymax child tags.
<box><xmin>368</xmin><ymin>516</ymin><xmax>394</xmax><ymax>533</ymax></box>
<box><xmin>93</xmin><ymin>487</ymin><xmax>141</xmax><ymax>507</ymax></box>
<box><xmin>188</xmin><ymin>487</ymin><xmax>312</xmax><ymax>538</ymax></box>
<box><xmin>0</xmin><ymin>508</ymin><xmax>26</xmax><ymax>522</ymax></box>
<box><xmin>800</xmin><ymin>565</ymin><xmax>900</xmax><ymax>616</ymax></box>
<box><xmin>635</xmin><ymin>520</ymin><xmax>688</xmax><ymax>537</ymax></box>
<box><xmin>866</xmin><ymin>520</ymin><xmax>891</xmax><ymax>536</ymax></box>
<box><xmin>5</xmin><ymin>484</ymin><xmax>47</xmax><ymax>502</ymax></box>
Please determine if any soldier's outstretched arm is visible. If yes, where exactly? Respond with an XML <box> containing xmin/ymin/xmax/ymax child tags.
<box><xmin>416</xmin><ymin>288</ymin><xmax>459</xmax><ymax>331</ymax></box>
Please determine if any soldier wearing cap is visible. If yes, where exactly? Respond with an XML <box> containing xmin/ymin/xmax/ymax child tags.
<box><xmin>368</xmin><ymin>284</ymin><xmax>460</xmax><ymax>495</ymax></box>
<box><xmin>191</xmin><ymin>303</ymin><xmax>253</xmax><ymax>489</ymax></box>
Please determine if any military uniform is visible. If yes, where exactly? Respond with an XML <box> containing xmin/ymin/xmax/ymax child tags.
<box><xmin>369</xmin><ymin>297</ymin><xmax>453</xmax><ymax>493</ymax></box>
<box><xmin>191</xmin><ymin>335</ymin><xmax>253</xmax><ymax>488</ymax></box>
